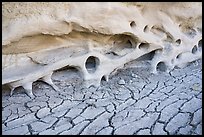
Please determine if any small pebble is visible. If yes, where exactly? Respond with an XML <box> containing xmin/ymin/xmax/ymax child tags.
<box><xmin>131</xmin><ymin>73</ymin><xmax>138</xmax><ymax>77</ymax></box>
<box><xmin>118</xmin><ymin>79</ymin><xmax>125</xmax><ymax>85</ymax></box>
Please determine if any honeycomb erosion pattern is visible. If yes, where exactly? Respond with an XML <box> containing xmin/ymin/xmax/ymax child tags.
<box><xmin>2</xmin><ymin>2</ymin><xmax>202</xmax><ymax>98</ymax></box>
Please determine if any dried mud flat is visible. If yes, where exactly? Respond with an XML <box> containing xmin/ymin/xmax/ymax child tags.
<box><xmin>2</xmin><ymin>59</ymin><xmax>202</xmax><ymax>135</ymax></box>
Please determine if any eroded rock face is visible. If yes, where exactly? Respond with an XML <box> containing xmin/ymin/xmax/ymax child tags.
<box><xmin>2</xmin><ymin>2</ymin><xmax>202</xmax><ymax>98</ymax></box>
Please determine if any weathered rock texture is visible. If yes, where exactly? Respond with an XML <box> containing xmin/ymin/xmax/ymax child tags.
<box><xmin>2</xmin><ymin>2</ymin><xmax>202</xmax><ymax>98</ymax></box>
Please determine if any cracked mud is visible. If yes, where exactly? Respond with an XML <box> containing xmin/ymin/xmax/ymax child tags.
<box><xmin>2</xmin><ymin>59</ymin><xmax>202</xmax><ymax>135</ymax></box>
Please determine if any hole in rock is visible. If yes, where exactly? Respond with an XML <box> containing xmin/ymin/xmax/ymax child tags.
<box><xmin>156</xmin><ymin>62</ymin><xmax>167</xmax><ymax>72</ymax></box>
<box><xmin>175</xmin><ymin>39</ymin><xmax>181</xmax><ymax>45</ymax></box>
<box><xmin>110</xmin><ymin>34</ymin><xmax>137</xmax><ymax>48</ymax></box>
<box><xmin>85</xmin><ymin>56</ymin><xmax>100</xmax><ymax>73</ymax></box>
<box><xmin>109</xmin><ymin>39</ymin><xmax>136</xmax><ymax>56</ymax></box>
<box><xmin>130</xmin><ymin>21</ymin><xmax>136</xmax><ymax>28</ymax></box>
<box><xmin>100</xmin><ymin>76</ymin><xmax>107</xmax><ymax>85</ymax></box>
<box><xmin>101</xmin><ymin>76</ymin><xmax>106</xmax><ymax>81</ymax></box>
<box><xmin>192</xmin><ymin>45</ymin><xmax>197</xmax><ymax>54</ymax></box>
<box><xmin>136</xmin><ymin>50</ymin><xmax>156</xmax><ymax>61</ymax></box>
<box><xmin>108</xmin><ymin>34</ymin><xmax>138</xmax><ymax>56</ymax></box>
<box><xmin>138</xmin><ymin>43</ymin><xmax>150</xmax><ymax>50</ymax></box>
<box><xmin>198</xmin><ymin>39</ymin><xmax>202</xmax><ymax>49</ymax></box>
<box><xmin>176</xmin><ymin>53</ymin><xmax>182</xmax><ymax>59</ymax></box>
<box><xmin>143</xmin><ymin>25</ymin><xmax>149</xmax><ymax>32</ymax></box>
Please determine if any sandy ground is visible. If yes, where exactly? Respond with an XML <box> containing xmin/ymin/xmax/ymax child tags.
<box><xmin>2</xmin><ymin>59</ymin><xmax>202</xmax><ymax>135</ymax></box>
